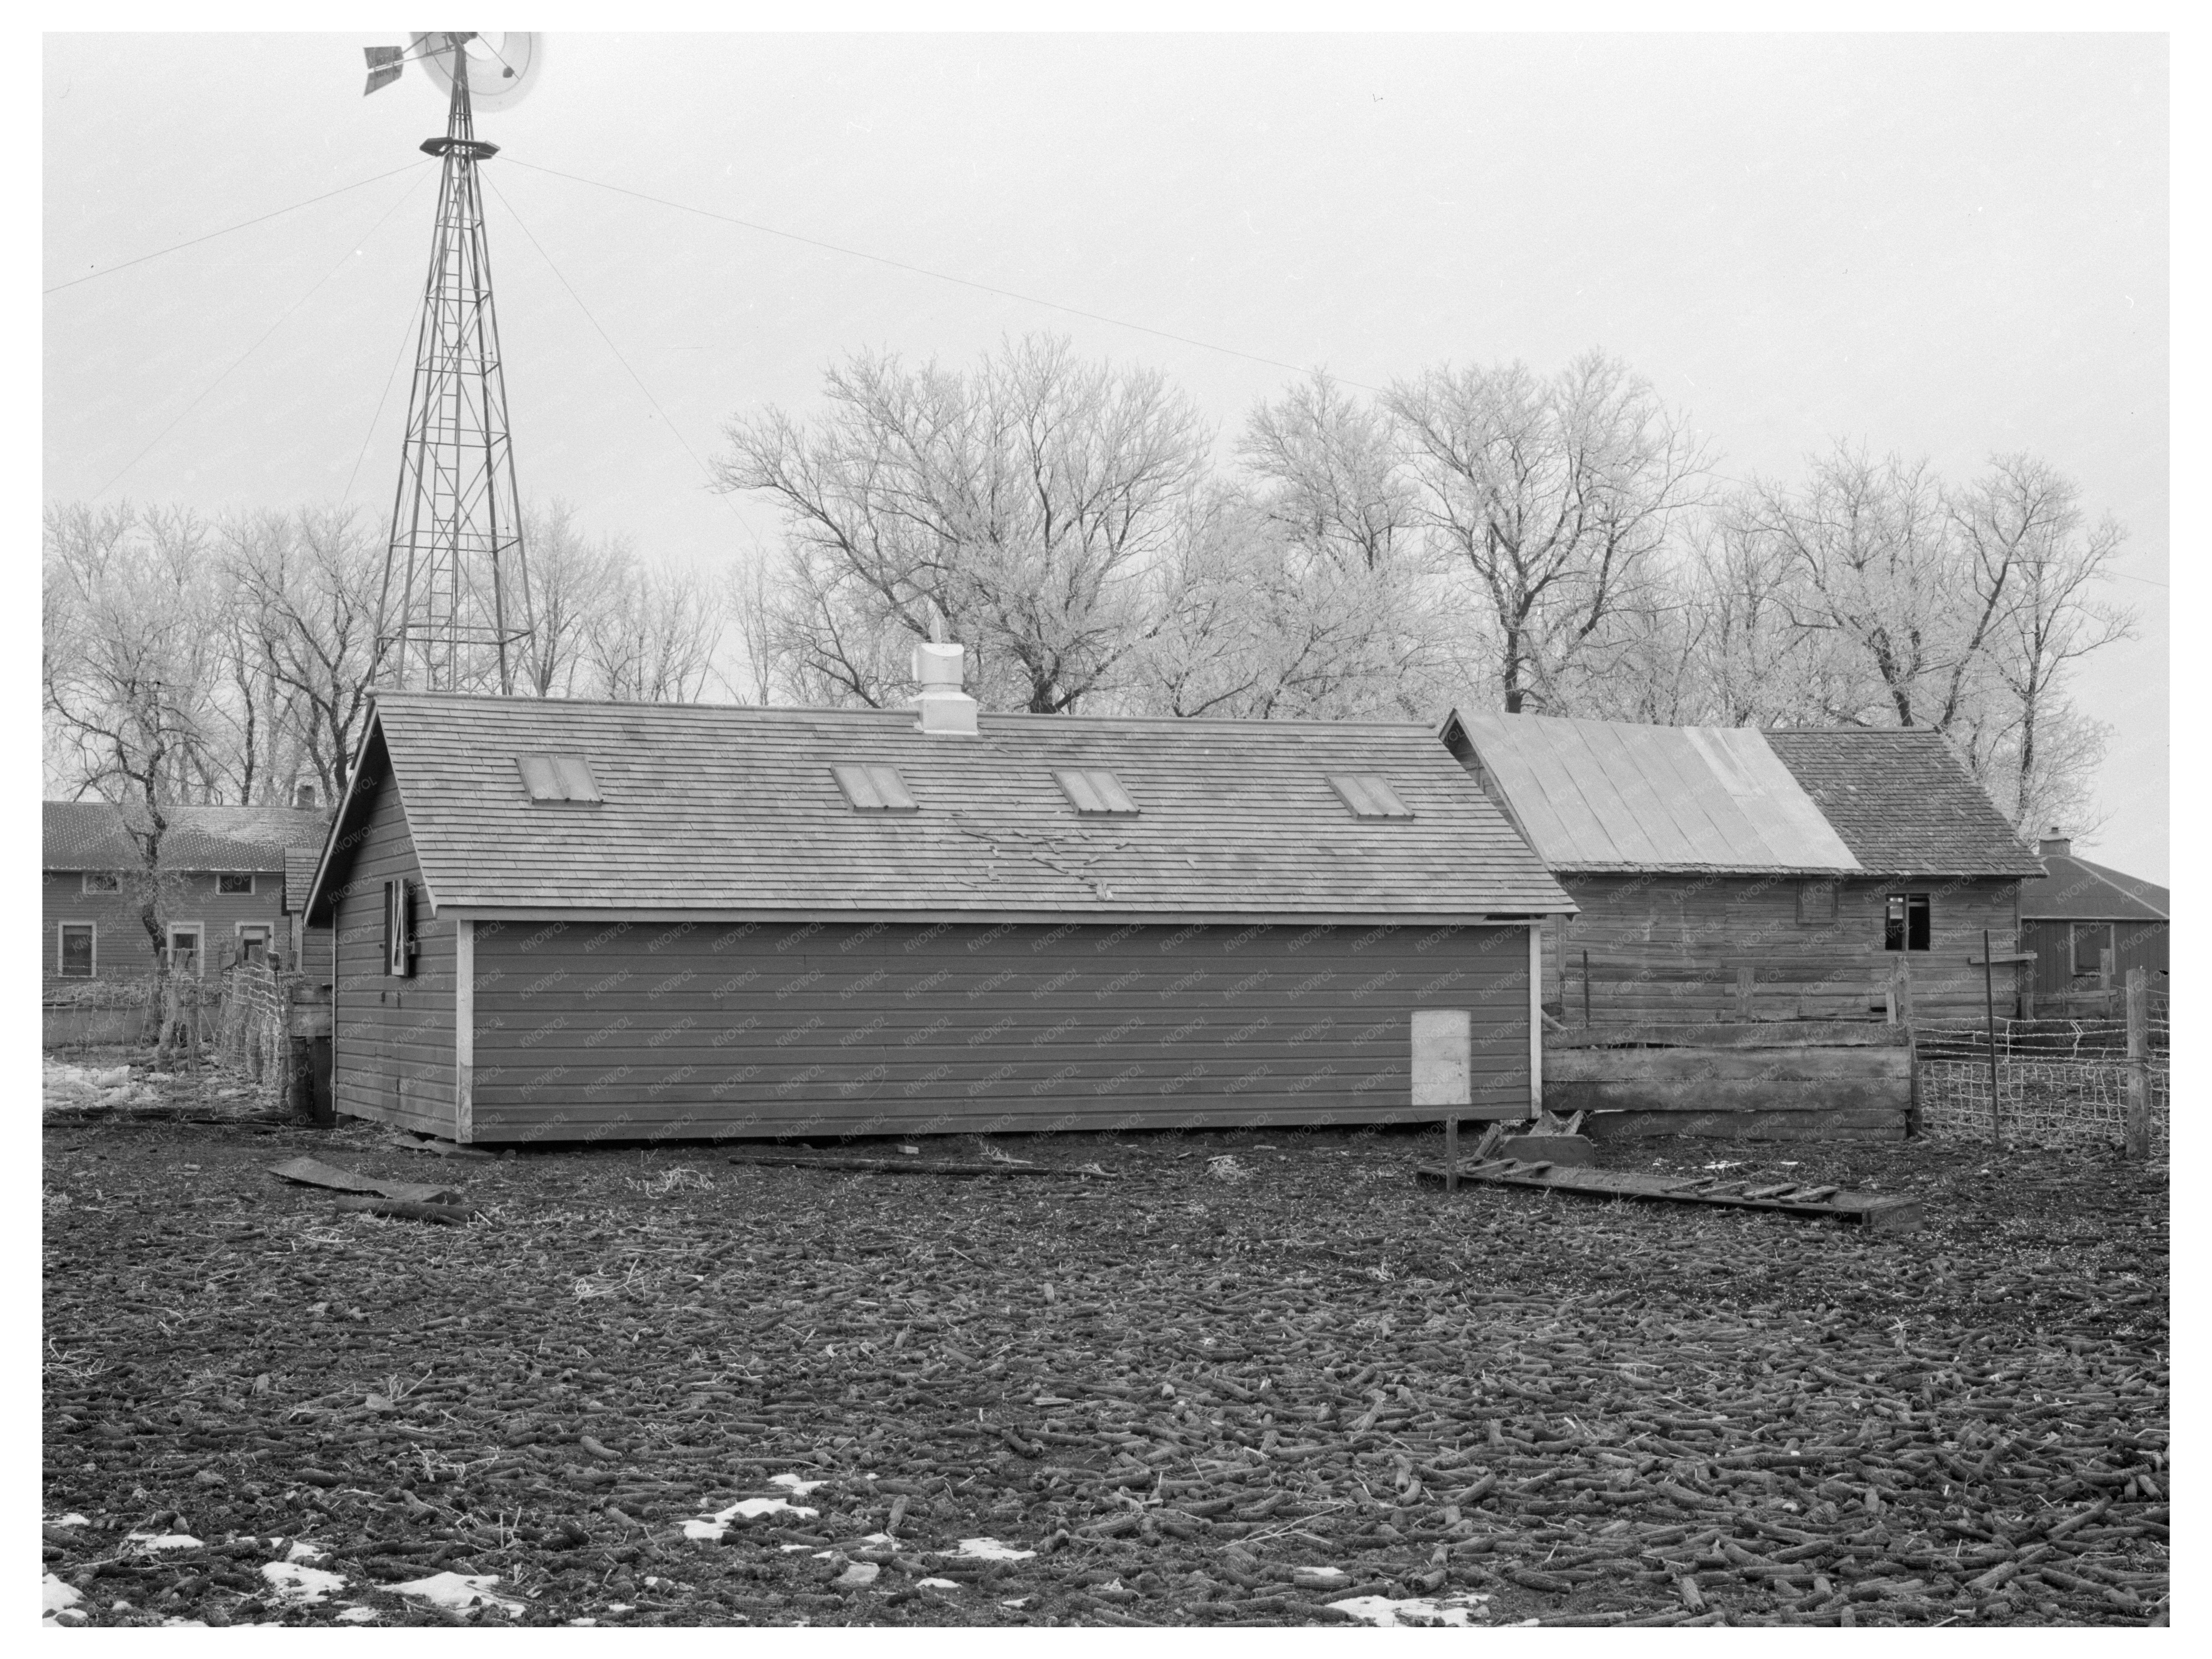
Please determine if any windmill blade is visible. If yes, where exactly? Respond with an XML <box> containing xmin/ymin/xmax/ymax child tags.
<box><xmin>363</xmin><ymin>43</ymin><xmax>406</xmax><ymax>97</ymax></box>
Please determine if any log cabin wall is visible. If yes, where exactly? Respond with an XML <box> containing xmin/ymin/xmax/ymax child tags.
<box><xmin>1544</xmin><ymin>872</ymin><xmax>2025</xmax><ymax>1026</ymax></box>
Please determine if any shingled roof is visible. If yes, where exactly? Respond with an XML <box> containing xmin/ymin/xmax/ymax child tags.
<box><xmin>2020</xmin><ymin>849</ymin><xmax>2168</xmax><ymax>922</ymax></box>
<box><xmin>43</xmin><ymin>801</ymin><xmax>330</xmax><ymax>874</ymax></box>
<box><xmin>313</xmin><ymin>693</ymin><xmax>1574</xmax><ymax>922</ymax></box>
<box><xmin>1762</xmin><ymin>729</ymin><xmax>2044</xmax><ymax>878</ymax></box>
<box><xmin>1443</xmin><ymin>710</ymin><xmax>1862</xmax><ymax>874</ymax></box>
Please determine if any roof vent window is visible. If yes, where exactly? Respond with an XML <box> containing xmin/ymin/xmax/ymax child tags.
<box><xmin>1329</xmin><ymin>774</ymin><xmax>1414</xmax><ymax>819</ymax></box>
<box><xmin>517</xmin><ymin>754</ymin><xmax>603</xmax><ymax>803</ymax></box>
<box><xmin>1055</xmin><ymin>768</ymin><xmax>1139</xmax><ymax>816</ymax></box>
<box><xmin>834</xmin><ymin>763</ymin><xmax>919</xmax><ymax>812</ymax></box>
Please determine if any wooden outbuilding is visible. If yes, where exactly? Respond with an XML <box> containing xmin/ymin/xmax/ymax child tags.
<box><xmin>2019</xmin><ymin>831</ymin><xmax>2168</xmax><ymax>1013</ymax></box>
<box><xmin>305</xmin><ymin>648</ymin><xmax>1572</xmax><ymax>1145</ymax></box>
<box><xmin>1440</xmin><ymin>712</ymin><xmax>2046</xmax><ymax>1027</ymax></box>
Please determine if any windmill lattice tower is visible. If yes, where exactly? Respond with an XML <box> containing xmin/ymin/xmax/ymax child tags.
<box><xmin>369</xmin><ymin>32</ymin><xmax>541</xmax><ymax>695</ymax></box>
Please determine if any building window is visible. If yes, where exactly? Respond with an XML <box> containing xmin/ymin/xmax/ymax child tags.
<box><xmin>167</xmin><ymin>925</ymin><xmax>203</xmax><ymax>976</ymax></box>
<box><xmin>1328</xmin><ymin>774</ymin><xmax>1416</xmax><ymax>819</ymax></box>
<box><xmin>81</xmin><ymin>872</ymin><xmax>121</xmax><ymax>894</ymax></box>
<box><xmin>58</xmin><ymin>924</ymin><xmax>95</xmax><ymax>978</ymax></box>
<box><xmin>2070</xmin><ymin>922</ymin><xmax>2115</xmax><ymax>980</ymax></box>
<box><xmin>1054</xmin><ymin>768</ymin><xmax>1139</xmax><ymax>816</ymax></box>
<box><xmin>832</xmin><ymin>763</ymin><xmax>918</xmax><ymax>812</ymax></box>
<box><xmin>384</xmin><ymin>880</ymin><xmax>414</xmax><ymax>977</ymax></box>
<box><xmin>1796</xmin><ymin>881</ymin><xmax>1838</xmax><ymax>925</ymax></box>
<box><xmin>1883</xmin><ymin>894</ymin><xmax>1931</xmax><ymax>952</ymax></box>
<box><xmin>237</xmin><ymin>924</ymin><xmax>272</xmax><ymax>965</ymax></box>
<box><xmin>516</xmin><ymin>754</ymin><xmax>603</xmax><ymax>803</ymax></box>
<box><xmin>218</xmin><ymin>873</ymin><xmax>255</xmax><ymax>896</ymax></box>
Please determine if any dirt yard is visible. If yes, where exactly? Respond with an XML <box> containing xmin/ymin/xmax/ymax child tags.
<box><xmin>42</xmin><ymin>1082</ymin><xmax>2169</xmax><ymax>1628</ymax></box>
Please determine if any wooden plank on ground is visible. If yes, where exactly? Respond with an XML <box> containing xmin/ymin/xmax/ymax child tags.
<box><xmin>269</xmin><ymin>1156</ymin><xmax>459</xmax><ymax>1205</ymax></box>
<box><xmin>725</xmin><ymin>1151</ymin><xmax>1102</xmax><ymax>1179</ymax></box>
<box><xmin>1414</xmin><ymin>1158</ymin><xmax>1922</xmax><ymax>1232</ymax></box>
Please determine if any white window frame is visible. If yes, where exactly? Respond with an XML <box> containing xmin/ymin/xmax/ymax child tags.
<box><xmin>235</xmin><ymin>921</ymin><xmax>273</xmax><ymax>964</ymax></box>
<box><xmin>167</xmin><ymin>921</ymin><xmax>206</xmax><ymax>977</ymax></box>
<box><xmin>217</xmin><ymin>873</ymin><xmax>256</xmax><ymax>896</ymax></box>
<box><xmin>56</xmin><ymin>921</ymin><xmax>97</xmax><ymax>979</ymax></box>
<box><xmin>80</xmin><ymin>871</ymin><xmax>122</xmax><ymax>895</ymax></box>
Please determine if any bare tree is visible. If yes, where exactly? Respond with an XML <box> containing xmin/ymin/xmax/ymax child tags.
<box><xmin>1953</xmin><ymin>454</ymin><xmax>2134</xmax><ymax>830</ymax></box>
<box><xmin>581</xmin><ymin>559</ymin><xmax>728</xmax><ymax>703</ymax></box>
<box><xmin>43</xmin><ymin>502</ymin><xmax>231</xmax><ymax>967</ymax></box>
<box><xmin>1238</xmin><ymin>371</ymin><xmax>1415</xmax><ymax>573</ymax></box>
<box><xmin>716</xmin><ymin>334</ymin><xmax>1211</xmax><ymax>713</ymax></box>
<box><xmin>1384</xmin><ymin>350</ymin><xmax>1707</xmax><ymax>714</ymax></box>
<box><xmin>518</xmin><ymin>500</ymin><xmax>626</xmax><ymax>699</ymax></box>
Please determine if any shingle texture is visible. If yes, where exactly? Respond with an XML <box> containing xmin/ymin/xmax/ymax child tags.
<box><xmin>1449</xmin><ymin>710</ymin><xmax>1861</xmax><ymax>873</ymax></box>
<box><xmin>43</xmin><ymin>801</ymin><xmax>330</xmax><ymax>874</ymax></box>
<box><xmin>2020</xmin><ymin>852</ymin><xmax>2168</xmax><ymax>922</ymax></box>
<box><xmin>335</xmin><ymin>694</ymin><xmax>1574</xmax><ymax>919</ymax></box>
<box><xmin>1762</xmin><ymin>730</ymin><xmax>2043</xmax><ymax>878</ymax></box>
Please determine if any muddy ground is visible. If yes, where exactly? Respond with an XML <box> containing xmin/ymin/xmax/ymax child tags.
<box><xmin>42</xmin><ymin>1086</ymin><xmax>2168</xmax><ymax>1628</ymax></box>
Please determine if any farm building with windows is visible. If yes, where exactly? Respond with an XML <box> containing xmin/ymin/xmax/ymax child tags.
<box><xmin>1440</xmin><ymin>712</ymin><xmax>2047</xmax><ymax>1027</ymax></box>
<box><xmin>42</xmin><ymin>801</ymin><xmax>331</xmax><ymax>983</ymax></box>
<box><xmin>303</xmin><ymin>646</ymin><xmax>1573</xmax><ymax>1145</ymax></box>
<box><xmin>2018</xmin><ymin>830</ymin><xmax>2169</xmax><ymax>1013</ymax></box>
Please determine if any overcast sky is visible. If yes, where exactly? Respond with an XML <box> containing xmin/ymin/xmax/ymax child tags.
<box><xmin>41</xmin><ymin>31</ymin><xmax>2168</xmax><ymax>880</ymax></box>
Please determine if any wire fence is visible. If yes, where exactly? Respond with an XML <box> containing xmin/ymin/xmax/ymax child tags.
<box><xmin>1915</xmin><ymin>993</ymin><xmax>2170</xmax><ymax>1157</ymax></box>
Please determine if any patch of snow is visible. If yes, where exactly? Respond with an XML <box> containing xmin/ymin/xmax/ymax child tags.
<box><xmin>162</xmin><ymin>1617</ymin><xmax>208</xmax><ymax>1627</ymax></box>
<box><xmin>126</xmin><ymin>1531</ymin><xmax>203</xmax><ymax>1551</ymax></box>
<box><xmin>1000</xmin><ymin>1596</ymin><xmax>1031</xmax><ymax>1609</ymax></box>
<box><xmin>1329</xmin><ymin>1592</ymin><xmax>1493</xmax><ymax>1628</ymax></box>
<box><xmin>681</xmin><ymin>1519</ymin><xmax>727</xmax><ymax>1541</ymax></box>
<box><xmin>606</xmin><ymin>1602</ymin><xmax>635</xmax><ymax>1614</ymax></box>
<box><xmin>1700</xmin><ymin>1161</ymin><xmax>1743</xmax><ymax>1171</ymax></box>
<box><xmin>568</xmin><ymin>1618</ymin><xmax>598</xmax><ymax>1626</ymax></box>
<box><xmin>835</xmin><ymin>1562</ymin><xmax>880</xmax><ymax>1587</ymax></box>
<box><xmin>899</xmin><ymin>1145</ymin><xmax>921</xmax><ymax>1155</ymax></box>
<box><xmin>770</xmin><ymin>1473</ymin><xmax>827</xmax><ymax>1497</ymax></box>
<box><xmin>43</xmin><ymin>1574</ymin><xmax>83</xmax><ymax>1621</ymax></box>
<box><xmin>262</xmin><ymin>1560</ymin><xmax>347</xmax><ymax>1604</ymax></box>
<box><xmin>916</xmin><ymin>1577</ymin><xmax>962</xmax><ymax>1590</ymax></box>
<box><xmin>47</xmin><ymin>1512</ymin><xmax>91</xmax><ymax>1527</ymax></box>
<box><xmin>1290</xmin><ymin>1565</ymin><xmax>1351</xmax><ymax>1589</ymax></box>
<box><xmin>778</xmin><ymin>1544</ymin><xmax>811</xmax><ymax>1553</ymax></box>
<box><xmin>285</xmin><ymin>1540</ymin><xmax>330</xmax><ymax>1563</ymax></box>
<box><xmin>335</xmin><ymin>1606</ymin><xmax>378</xmax><ymax>1623</ymax></box>
<box><xmin>704</xmin><ymin>1496</ymin><xmax>818</xmax><ymax>1526</ymax></box>
<box><xmin>953</xmin><ymin>1537</ymin><xmax>1035</xmax><ymax>1561</ymax></box>
<box><xmin>391</xmin><ymin>1571</ymin><xmax>523</xmax><ymax>1615</ymax></box>
<box><xmin>857</xmin><ymin>1532</ymin><xmax>897</xmax><ymax>1547</ymax></box>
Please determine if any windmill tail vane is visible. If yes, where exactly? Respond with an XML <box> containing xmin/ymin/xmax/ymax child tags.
<box><xmin>369</xmin><ymin>33</ymin><xmax>540</xmax><ymax>696</ymax></box>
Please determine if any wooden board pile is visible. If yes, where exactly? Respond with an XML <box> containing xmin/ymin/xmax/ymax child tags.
<box><xmin>41</xmin><ymin>1118</ymin><xmax>2167</xmax><ymax>1628</ymax></box>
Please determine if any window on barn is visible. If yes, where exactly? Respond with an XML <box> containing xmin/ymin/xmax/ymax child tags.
<box><xmin>57</xmin><ymin>924</ymin><xmax>94</xmax><ymax>978</ymax></box>
<box><xmin>1328</xmin><ymin>775</ymin><xmax>1415</xmax><ymax>819</ymax></box>
<box><xmin>832</xmin><ymin>763</ymin><xmax>919</xmax><ymax>812</ymax></box>
<box><xmin>515</xmin><ymin>754</ymin><xmax>603</xmax><ymax>803</ymax></box>
<box><xmin>1796</xmin><ymin>881</ymin><xmax>1838</xmax><ymax>925</ymax></box>
<box><xmin>2069</xmin><ymin>921</ymin><xmax>2115</xmax><ymax>980</ymax></box>
<box><xmin>384</xmin><ymin>880</ymin><xmax>414</xmax><ymax>977</ymax></box>
<box><xmin>81</xmin><ymin>872</ymin><xmax>121</xmax><ymax>894</ymax></box>
<box><xmin>237</xmin><ymin>924</ymin><xmax>271</xmax><ymax>965</ymax></box>
<box><xmin>218</xmin><ymin>873</ymin><xmax>254</xmax><ymax>896</ymax></box>
<box><xmin>1883</xmin><ymin>893</ymin><xmax>1931</xmax><ymax>952</ymax></box>
<box><xmin>1055</xmin><ymin>768</ymin><xmax>1139</xmax><ymax>816</ymax></box>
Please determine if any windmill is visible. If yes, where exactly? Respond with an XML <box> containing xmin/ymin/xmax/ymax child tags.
<box><xmin>364</xmin><ymin>32</ymin><xmax>546</xmax><ymax>695</ymax></box>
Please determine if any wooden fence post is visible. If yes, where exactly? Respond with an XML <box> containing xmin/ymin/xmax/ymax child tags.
<box><xmin>1984</xmin><ymin>928</ymin><xmax>2001</xmax><ymax>1147</ymax></box>
<box><xmin>1898</xmin><ymin>958</ymin><xmax>1920</xmax><ymax>1136</ymax></box>
<box><xmin>2124</xmin><ymin>967</ymin><xmax>2149</xmax><ymax>1160</ymax></box>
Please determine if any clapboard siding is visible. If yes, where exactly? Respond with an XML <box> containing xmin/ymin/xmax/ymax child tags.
<box><xmin>329</xmin><ymin>735</ymin><xmax>455</xmax><ymax>1136</ymax></box>
<box><xmin>1542</xmin><ymin>874</ymin><xmax>2025</xmax><ymax>1026</ymax></box>
<box><xmin>469</xmin><ymin>920</ymin><xmax>1533</xmax><ymax>1141</ymax></box>
<box><xmin>41</xmin><ymin>868</ymin><xmax>291</xmax><ymax>980</ymax></box>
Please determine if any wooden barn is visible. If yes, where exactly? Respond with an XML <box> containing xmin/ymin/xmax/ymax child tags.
<box><xmin>304</xmin><ymin>646</ymin><xmax>1572</xmax><ymax>1145</ymax></box>
<box><xmin>1440</xmin><ymin>712</ymin><xmax>2046</xmax><ymax>1027</ymax></box>
<box><xmin>2019</xmin><ymin>830</ymin><xmax>2169</xmax><ymax>1012</ymax></box>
